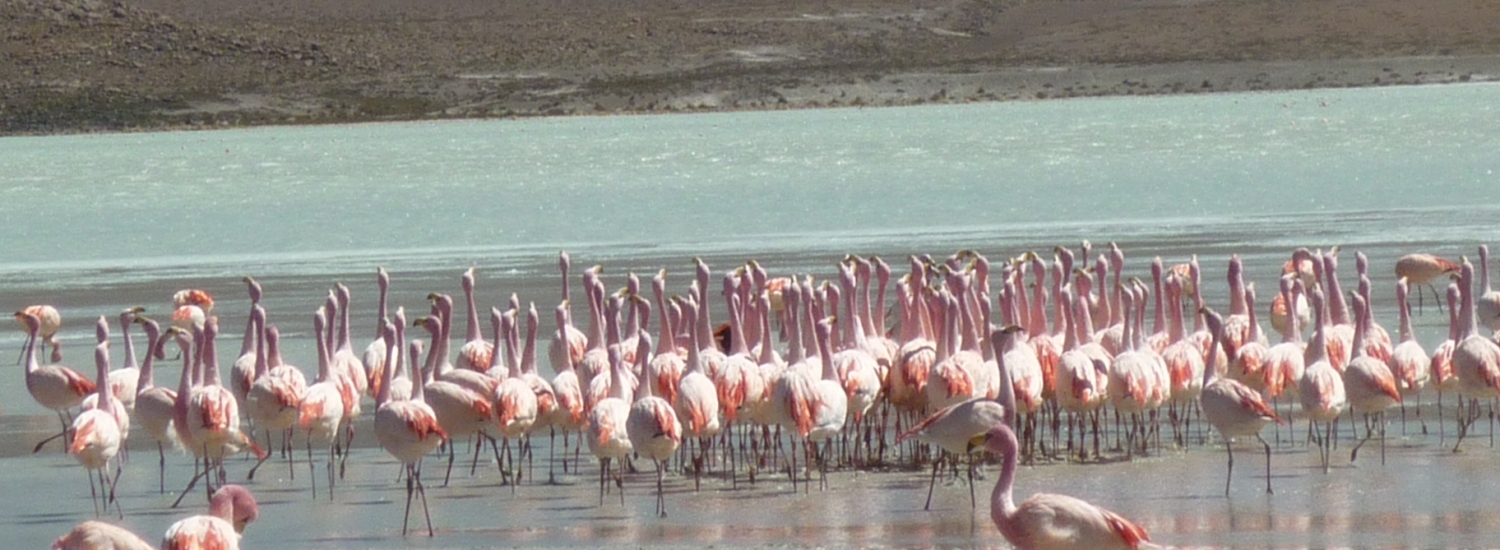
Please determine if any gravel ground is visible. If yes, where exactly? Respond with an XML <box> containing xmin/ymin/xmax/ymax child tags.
<box><xmin>4</xmin><ymin>0</ymin><xmax>1500</xmax><ymax>134</ymax></box>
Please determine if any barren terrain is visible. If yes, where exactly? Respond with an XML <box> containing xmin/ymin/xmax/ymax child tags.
<box><xmin>3</xmin><ymin>0</ymin><xmax>1499</xmax><ymax>134</ymax></box>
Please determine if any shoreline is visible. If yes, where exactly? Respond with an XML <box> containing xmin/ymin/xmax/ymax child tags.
<box><xmin>7</xmin><ymin>0</ymin><xmax>1500</xmax><ymax>136</ymax></box>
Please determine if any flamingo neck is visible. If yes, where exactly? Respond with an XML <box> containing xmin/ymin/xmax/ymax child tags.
<box><xmin>122</xmin><ymin>319</ymin><xmax>138</xmax><ymax>370</ymax></box>
<box><xmin>989</xmin><ymin>426</ymin><xmax>1020</xmax><ymax>529</ymax></box>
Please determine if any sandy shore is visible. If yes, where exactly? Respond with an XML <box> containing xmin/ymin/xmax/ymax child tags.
<box><xmin>4</xmin><ymin>0</ymin><xmax>1500</xmax><ymax>134</ymax></box>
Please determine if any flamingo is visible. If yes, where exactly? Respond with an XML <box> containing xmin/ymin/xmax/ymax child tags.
<box><xmin>51</xmin><ymin>520</ymin><xmax>153</xmax><ymax>550</ymax></box>
<box><xmin>1344</xmin><ymin>293</ymin><xmax>1402</xmax><ymax>465</ymax></box>
<box><xmin>1271</xmin><ymin>249</ymin><xmax>1314</xmax><ymax>335</ymax></box>
<box><xmin>457</xmin><ymin>268</ymin><xmax>495</xmax><ymax>372</ymax></box>
<box><xmin>1299</xmin><ymin>287</ymin><xmax>1346</xmax><ymax>473</ymax></box>
<box><xmin>1475</xmin><ymin>245</ymin><xmax>1500</xmax><ymax>332</ymax></box>
<box><xmin>1448</xmin><ymin>258</ymin><xmax>1500</xmax><ymax>451</ymax></box>
<box><xmin>416</xmin><ymin>313</ymin><xmax>497</xmax><ymax>486</ymax></box>
<box><xmin>1390</xmin><ymin>277</ymin><xmax>1431</xmax><ymax>433</ymax></box>
<box><xmin>548</xmin><ymin>302</ymin><xmax>586</xmax><ymax>480</ymax></box>
<box><xmin>492</xmin><ymin>307</ymin><xmax>538</xmax><ymax>488</ymax></box>
<box><xmin>70</xmin><ymin>341</ymin><xmax>124</xmax><ymax>518</ymax></box>
<box><xmin>161</xmin><ymin>485</ymin><xmax>258</xmax><ymax>550</ymax></box>
<box><xmin>675</xmin><ymin>297</ymin><xmax>721</xmax><ymax>491</ymax></box>
<box><xmin>1321</xmin><ymin>249</ymin><xmax>1356</xmax><ymax>371</ymax></box>
<box><xmin>181</xmin><ymin>317</ymin><xmax>261</xmax><ymax>504</ymax></box>
<box><xmin>105</xmin><ymin>307</ymin><xmax>145</xmax><ymax>415</ymax></box>
<box><xmin>373</xmin><ymin>320</ymin><xmax>447</xmax><ymax>536</ymax></box>
<box><xmin>130</xmin><ymin>315</ymin><xmax>176</xmax><ymax>493</ymax></box>
<box><xmin>80</xmin><ymin>317</ymin><xmax>131</xmax><ymax>447</ymax></box>
<box><xmin>896</xmin><ymin>325</ymin><xmax>1019</xmax><ymax>511</ymax></box>
<box><xmin>830</xmin><ymin>265</ymin><xmax>882</xmax><ymax>449</ymax></box>
<box><xmin>1430</xmin><ymin>283</ymin><xmax>1462</xmax><ymax>440</ymax></box>
<box><xmin>648</xmin><ymin>270</ymin><xmax>686</xmax><ymax>408</ymax></box>
<box><xmin>230</xmin><ymin>277</ymin><xmax>263</xmax><ymax>410</ymax></box>
<box><xmin>586</xmin><ymin>341</ymin><xmax>633</xmax><ymax>506</ymax></box>
<box><xmin>171</xmin><ymin>289</ymin><xmax>213</xmax><ymax>331</ymax></box>
<box><xmin>802</xmin><ymin>316</ymin><xmax>849</xmax><ymax>491</ymax></box>
<box><xmin>329</xmin><ymin>284</ymin><xmax>368</xmax><ymax>456</ymax></box>
<box><xmin>16</xmin><ymin>309</ymin><xmax>96</xmax><ymax>453</ymax></box>
<box><xmin>549</xmin><ymin>252</ymin><xmax>589</xmax><ymax>377</ymax></box>
<box><xmin>1107</xmin><ymin>284</ymin><xmax>1157</xmax><ymax>455</ymax></box>
<box><xmin>1395</xmin><ymin>252</ymin><xmax>1459</xmax><ymax>315</ymax></box>
<box><xmin>1200</xmin><ymin>307</ymin><xmax>1280</xmax><ymax>495</ymax></box>
<box><xmin>977</xmin><ymin>421</ymin><xmax>1154</xmax><ymax>550</ymax></box>
<box><xmin>1227</xmin><ymin>283</ymin><xmax>1270</xmax><ymax>393</ymax></box>
<box><xmin>298</xmin><ymin>307</ymin><xmax>345</xmax><ymax>500</ymax></box>
<box><xmin>891</xmin><ymin>260</ymin><xmax>936</xmax><ymax>413</ymax></box>
<box><xmin>1262</xmin><ymin>276</ymin><xmax>1306</xmax><ymax>401</ymax></box>
<box><xmin>1220</xmin><ymin>255</ymin><xmax>1266</xmax><ymax>360</ymax></box>
<box><xmin>16</xmin><ymin>303</ymin><xmax>63</xmax><ymax>363</ymax></box>
<box><xmin>627</xmin><ymin>330</ymin><xmax>682</xmax><ymax>517</ymax></box>
<box><xmin>1054</xmin><ymin>288</ymin><xmax>1106</xmax><ymax>460</ymax></box>
<box><xmin>246</xmin><ymin>308</ymin><xmax>308</xmax><ymax>481</ymax></box>
<box><xmin>362</xmin><ymin>267</ymin><xmax>392</xmax><ymax>397</ymax></box>
<box><xmin>1160</xmin><ymin>272</ymin><xmax>1205</xmax><ymax>445</ymax></box>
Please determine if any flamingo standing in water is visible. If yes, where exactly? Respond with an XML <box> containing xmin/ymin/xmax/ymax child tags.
<box><xmin>458</xmin><ymin>268</ymin><xmax>495</xmax><ymax>372</ymax></box>
<box><xmin>80</xmin><ymin>318</ymin><xmax>130</xmax><ymax>448</ymax></box>
<box><xmin>171</xmin><ymin>289</ymin><xmax>214</xmax><ymax>331</ymax></box>
<box><xmin>1262</xmin><ymin>276</ymin><xmax>1306</xmax><ymax>402</ymax></box>
<box><xmin>975</xmin><ymin>327</ymin><xmax>1154</xmax><ymax>549</ymax></box>
<box><xmin>627</xmin><ymin>330</ymin><xmax>682</xmax><ymax>517</ymax></box>
<box><xmin>299</xmin><ymin>308</ymin><xmax>346</xmax><ymax>500</ymax></box>
<box><xmin>180</xmin><ymin>317</ymin><xmax>262</xmax><ymax>506</ymax></box>
<box><xmin>70</xmin><ymin>341</ymin><xmax>124</xmax><ymax>518</ymax></box>
<box><xmin>105</xmin><ymin>307</ymin><xmax>145</xmax><ymax>416</ymax></box>
<box><xmin>373</xmin><ymin>320</ymin><xmax>447</xmax><ymax>536</ymax></box>
<box><xmin>17</xmin><ymin>309</ymin><xmax>96</xmax><ymax>453</ymax></box>
<box><xmin>1390</xmin><ymin>277</ymin><xmax>1431</xmax><ymax>434</ymax></box>
<box><xmin>51</xmin><ymin>520</ymin><xmax>153</xmax><ymax>550</ymax></box>
<box><xmin>548</xmin><ymin>302</ymin><xmax>586</xmax><ymax>480</ymax></box>
<box><xmin>1200</xmin><ymin>307</ymin><xmax>1280</xmax><ymax>495</ymax></box>
<box><xmin>492</xmin><ymin>308</ymin><xmax>538</xmax><ymax>488</ymax></box>
<box><xmin>586</xmin><ymin>341</ymin><xmax>634</xmax><ymax>506</ymax></box>
<box><xmin>1430</xmin><ymin>283</ymin><xmax>1462</xmax><ymax>441</ymax></box>
<box><xmin>1448</xmin><ymin>258</ymin><xmax>1500</xmax><ymax>451</ymax></box>
<box><xmin>17</xmin><ymin>303</ymin><xmax>63</xmax><ymax>363</ymax></box>
<box><xmin>415</xmin><ymin>313</ymin><xmax>497</xmax><ymax>486</ymax></box>
<box><xmin>1344</xmin><ymin>293</ymin><xmax>1402</xmax><ymax>465</ymax></box>
<box><xmin>162</xmin><ymin>484</ymin><xmax>259</xmax><ymax>550</ymax></box>
<box><xmin>230</xmin><ymin>278</ymin><xmax>263</xmax><ymax>410</ymax></box>
<box><xmin>1160</xmin><ymin>272</ymin><xmax>1205</xmax><ymax>446</ymax></box>
<box><xmin>549</xmin><ymin>251</ymin><xmax>588</xmax><ymax>377</ymax></box>
<box><xmin>674</xmin><ymin>297</ymin><xmax>721</xmax><ymax>491</ymax></box>
<box><xmin>976</xmin><ymin>423</ymin><xmax>1153</xmax><ymax>550</ymax></box>
<box><xmin>802</xmin><ymin>317</ymin><xmax>849</xmax><ymax>491</ymax></box>
<box><xmin>130</xmin><ymin>315</ymin><xmax>176</xmax><ymax>493</ymax></box>
<box><xmin>362</xmin><ymin>267</ymin><xmax>392</xmax><ymax>396</ymax></box>
<box><xmin>246</xmin><ymin>308</ymin><xmax>308</xmax><ymax>481</ymax></box>
<box><xmin>1395</xmin><ymin>252</ymin><xmax>1459</xmax><ymax>315</ymax></box>
<box><xmin>1474</xmin><ymin>245</ymin><xmax>1500</xmax><ymax>332</ymax></box>
<box><xmin>1299</xmin><ymin>287</ymin><xmax>1345</xmax><ymax>473</ymax></box>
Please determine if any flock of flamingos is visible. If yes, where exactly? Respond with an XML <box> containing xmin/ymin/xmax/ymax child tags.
<box><xmin>23</xmin><ymin>242</ymin><xmax>1500</xmax><ymax>550</ymax></box>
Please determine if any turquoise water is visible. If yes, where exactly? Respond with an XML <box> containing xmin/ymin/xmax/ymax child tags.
<box><xmin>4</xmin><ymin>82</ymin><xmax>1500</xmax><ymax>548</ymax></box>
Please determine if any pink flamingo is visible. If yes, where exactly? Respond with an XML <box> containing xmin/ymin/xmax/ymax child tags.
<box><xmin>574</xmin><ymin>268</ymin><xmax>610</xmax><ymax>389</ymax></box>
<box><xmin>162</xmin><ymin>485</ymin><xmax>258</xmax><ymax>550</ymax></box>
<box><xmin>51</xmin><ymin>520</ymin><xmax>153</xmax><ymax>550</ymax></box>
<box><xmin>648</xmin><ymin>271</ymin><xmax>685</xmax><ymax>407</ymax></box>
<box><xmin>1054</xmin><ymin>288</ymin><xmax>1106</xmax><ymax>459</ymax></box>
<box><xmin>977</xmin><ymin>337</ymin><xmax>1154</xmax><ymax>550</ymax></box>
<box><xmin>1271</xmin><ymin>249</ymin><xmax>1314</xmax><ymax>334</ymax></box>
<box><xmin>1160</xmin><ymin>272</ymin><xmax>1205</xmax><ymax>445</ymax></box>
<box><xmin>1430</xmin><ymin>283</ymin><xmax>1461</xmax><ymax>441</ymax></box>
<box><xmin>980</xmin><ymin>421</ymin><xmax>1154</xmax><ymax>549</ymax></box>
<box><xmin>1299</xmin><ymin>287</ymin><xmax>1346</xmax><ymax>473</ymax></box>
<box><xmin>1450</xmin><ymin>258</ymin><xmax>1500</xmax><ymax>451</ymax></box>
<box><xmin>458</xmin><ymin>268</ymin><xmax>495</xmax><ymax>372</ymax></box>
<box><xmin>103</xmin><ymin>307</ymin><xmax>145</xmax><ymax>416</ymax></box>
<box><xmin>1262</xmin><ymin>276</ymin><xmax>1306</xmax><ymax>400</ymax></box>
<box><xmin>16</xmin><ymin>309</ymin><xmax>95</xmax><ymax>453</ymax></box>
<box><xmin>1228</xmin><ymin>283</ymin><xmax>1270</xmax><ymax>392</ymax></box>
<box><xmin>1344</xmin><ymin>293</ymin><xmax>1402</xmax><ymax>464</ymax></box>
<box><xmin>802</xmin><ymin>316</ymin><xmax>849</xmax><ymax>491</ymax></box>
<box><xmin>1200</xmin><ymin>307</ymin><xmax>1280</xmax><ymax>495</ymax></box>
<box><xmin>1107</xmin><ymin>283</ymin><xmax>1158</xmax><ymax>455</ymax></box>
<box><xmin>80</xmin><ymin>318</ymin><xmax>130</xmax><ymax>447</ymax></box>
<box><xmin>171</xmin><ymin>289</ymin><xmax>214</xmax><ymax>331</ymax></box>
<box><xmin>230</xmin><ymin>278</ymin><xmax>263</xmax><ymax>409</ymax></box>
<box><xmin>182</xmin><ymin>317</ymin><xmax>261</xmax><ymax>505</ymax></box>
<box><xmin>1395</xmin><ymin>252</ymin><xmax>1459</xmax><ymax>314</ymax></box>
<box><xmin>892</xmin><ymin>258</ymin><xmax>936</xmax><ymax>413</ymax></box>
<box><xmin>362</xmin><ymin>267</ymin><xmax>392</xmax><ymax>397</ymax></box>
<box><xmin>692</xmin><ymin>259</ymin><xmax>729</xmax><ymax>378</ymax></box>
<box><xmin>70</xmin><ymin>341</ymin><xmax>124</xmax><ymax>518</ymax></box>
<box><xmin>1220</xmin><ymin>255</ymin><xmax>1266</xmax><ymax>360</ymax></box>
<box><xmin>129</xmin><ymin>315</ymin><xmax>176</xmax><ymax>493</ymax></box>
<box><xmin>675</xmin><ymin>297</ymin><xmax>722</xmax><ymax>491</ymax></box>
<box><xmin>1320</xmin><ymin>249</ymin><xmax>1355</xmax><ymax>371</ymax></box>
<box><xmin>373</xmin><ymin>320</ymin><xmax>447</xmax><ymax>536</ymax></box>
<box><xmin>1390</xmin><ymin>277</ymin><xmax>1430</xmax><ymax>433</ymax></box>
<box><xmin>492</xmin><ymin>307</ymin><xmax>538</xmax><ymax>488</ymax></box>
<box><xmin>548</xmin><ymin>251</ymin><xmax>589</xmax><ymax>377</ymax></box>
<box><xmin>586</xmin><ymin>341</ymin><xmax>633</xmax><ymax>506</ymax></box>
<box><xmin>1145</xmin><ymin>258</ymin><xmax>1171</xmax><ymax>352</ymax></box>
<box><xmin>513</xmin><ymin>303</ymin><xmax>558</xmax><ymax>482</ymax></box>
<box><xmin>627</xmin><ymin>330</ymin><xmax>682</xmax><ymax>516</ymax></box>
<box><xmin>298</xmin><ymin>307</ymin><xmax>346</xmax><ymax>499</ymax></box>
<box><xmin>246</xmin><ymin>307</ymin><xmax>308</xmax><ymax>481</ymax></box>
<box><xmin>330</xmin><ymin>284</ymin><xmax>368</xmax><ymax>434</ymax></box>
<box><xmin>548</xmin><ymin>301</ymin><xmax>586</xmax><ymax>479</ymax></box>
<box><xmin>416</xmin><ymin>314</ymin><xmax>497</xmax><ymax>486</ymax></box>
<box><xmin>1475</xmin><ymin>245</ymin><xmax>1500</xmax><ymax>332</ymax></box>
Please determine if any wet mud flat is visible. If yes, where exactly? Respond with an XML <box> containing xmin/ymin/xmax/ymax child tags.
<box><xmin>5</xmin><ymin>398</ymin><xmax>1500</xmax><ymax>549</ymax></box>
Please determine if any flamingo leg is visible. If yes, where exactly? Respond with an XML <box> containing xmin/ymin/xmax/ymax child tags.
<box><xmin>1257</xmin><ymin>434</ymin><xmax>1274</xmax><ymax>494</ymax></box>
<box><xmin>1223</xmin><ymin>439</ymin><xmax>1234</xmax><ymax>496</ymax></box>
<box><xmin>416</xmin><ymin>462</ymin><xmax>434</xmax><ymax>537</ymax></box>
